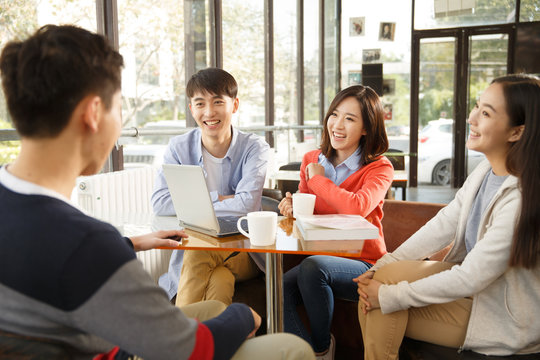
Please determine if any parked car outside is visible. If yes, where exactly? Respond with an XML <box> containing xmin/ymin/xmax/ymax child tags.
<box><xmin>418</xmin><ymin>119</ymin><xmax>485</xmax><ymax>185</ymax></box>
<box><xmin>386</xmin><ymin>125</ymin><xmax>409</xmax><ymax>137</ymax></box>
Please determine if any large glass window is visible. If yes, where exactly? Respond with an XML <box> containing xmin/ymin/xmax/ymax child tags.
<box><xmin>414</xmin><ymin>0</ymin><xmax>516</xmax><ymax>29</ymax></box>
<box><xmin>468</xmin><ymin>34</ymin><xmax>509</xmax><ymax>114</ymax></box>
<box><xmin>323</xmin><ymin>0</ymin><xmax>339</xmax><ymax>111</ymax></box>
<box><xmin>0</xmin><ymin>0</ymin><xmax>97</xmax><ymax>166</ymax></box>
<box><xmin>304</xmin><ymin>3</ymin><xmax>320</xmax><ymax>125</ymax></box>
<box><xmin>117</xmin><ymin>0</ymin><xmax>188</xmax><ymax>166</ymax></box>
<box><xmin>274</xmin><ymin>0</ymin><xmax>297</xmax><ymax>129</ymax></box>
<box><xmin>35</xmin><ymin>1</ymin><xmax>96</xmax><ymax>31</ymax></box>
<box><xmin>222</xmin><ymin>0</ymin><xmax>265</xmax><ymax>128</ymax></box>
<box><xmin>117</xmin><ymin>0</ymin><xmax>185</xmax><ymax>131</ymax></box>
<box><xmin>273</xmin><ymin>0</ymin><xmax>304</xmax><ymax>165</ymax></box>
<box><xmin>520</xmin><ymin>0</ymin><xmax>540</xmax><ymax>22</ymax></box>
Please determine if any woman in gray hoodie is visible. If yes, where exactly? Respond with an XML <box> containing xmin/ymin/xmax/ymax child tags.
<box><xmin>356</xmin><ymin>74</ymin><xmax>540</xmax><ymax>359</ymax></box>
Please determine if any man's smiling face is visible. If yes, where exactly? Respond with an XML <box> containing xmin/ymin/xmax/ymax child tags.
<box><xmin>189</xmin><ymin>91</ymin><xmax>239</xmax><ymax>139</ymax></box>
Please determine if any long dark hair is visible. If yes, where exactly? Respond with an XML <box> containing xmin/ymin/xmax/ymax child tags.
<box><xmin>320</xmin><ymin>85</ymin><xmax>388</xmax><ymax>166</ymax></box>
<box><xmin>493</xmin><ymin>74</ymin><xmax>540</xmax><ymax>269</ymax></box>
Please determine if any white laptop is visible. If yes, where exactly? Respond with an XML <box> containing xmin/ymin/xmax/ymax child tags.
<box><xmin>162</xmin><ymin>164</ymin><xmax>243</xmax><ymax>237</ymax></box>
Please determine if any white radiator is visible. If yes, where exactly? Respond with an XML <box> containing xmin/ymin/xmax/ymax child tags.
<box><xmin>76</xmin><ymin>167</ymin><xmax>173</xmax><ymax>283</ymax></box>
<box><xmin>77</xmin><ymin>167</ymin><xmax>156</xmax><ymax>219</ymax></box>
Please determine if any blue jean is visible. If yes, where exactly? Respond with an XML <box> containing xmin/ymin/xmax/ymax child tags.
<box><xmin>283</xmin><ymin>255</ymin><xmax>372</xmax><ymax>352</ymax></box>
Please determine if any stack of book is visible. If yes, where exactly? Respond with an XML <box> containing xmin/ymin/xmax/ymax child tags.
<box><xmin>295</xmin><ymin>214</ymin><xmax>378</xmax><ymax>251</ymax></box>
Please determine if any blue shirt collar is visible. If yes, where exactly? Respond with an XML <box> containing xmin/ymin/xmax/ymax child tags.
<box><xmin>340</xmin><ymin>147</ymin><xmax>362</xmax><ymax>171</ymax></box>
<box><xmin>317</xmin><ymin>147</ymin><xmax>362</xmax><ymax>186</ymax></box>
<box><xmin>225</xmin><ymin>126</ymin><xmax>238</xmax><ymax>160</ymax></box>
<box><xmin>195</xmin><ymin>125</ymin><xmax>237</xmax><ymax>163</ymax></box>
<box><xmin>319</xmin><ymin>147</ymin><xmax>361</xmax><ymax>171</ymax></box>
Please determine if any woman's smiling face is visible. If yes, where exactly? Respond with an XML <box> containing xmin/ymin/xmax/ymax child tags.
<box><xmin>467</xmin><ymin>82</ymin><xmax>516</xmax><ymax>159</ymax></box>
<box><xmin>327</xmin><ymin>96</ymin><xmax>366</xmax><ymax>160</ymax></box>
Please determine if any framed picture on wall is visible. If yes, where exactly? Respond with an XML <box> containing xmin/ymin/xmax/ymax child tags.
<box><xmin>362</xmin><ymin>49</ymin><xmax>381</xmax><ymax>63</ymax></box>
<box><xmin>349</xmin><ymin>17</ymin><xmax>365</xmax><ymax>36</ymax></box>
<box><xmin>348</xmin><ymin>71</ymin><xmax>362</xmax><ymax>85</ymax></box>
<box><xmin>383</xmin><ymin>79</ymin><xmax>396</xmax><ymax>96</ymax></box>
<box><xmin>383</xmin><ymin>103</ymin><xmax>393</xmax><ymax>121</ymax></box>
<box><xmin>379</xmin><ymin>22</ymin><xmax>395</xmax><ymax>41</ymax></box>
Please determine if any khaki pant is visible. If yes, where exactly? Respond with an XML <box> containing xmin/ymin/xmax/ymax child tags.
<box><xmin>358</xmin><ymin>261</ymin><xmax>472</xmax><ymax>360</ymax></box>
<box><xmin>176</xmin><ymin>250</ymin><xmax>260</xmax><ymax>307</ymax></box>
<box><xmin>181</xmin><ymin>300</ymin><xmax>315</xmax><ymax>360</ymax></box>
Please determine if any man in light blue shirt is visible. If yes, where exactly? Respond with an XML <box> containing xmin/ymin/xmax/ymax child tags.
<box><xmin>152</xmin><ymin>68</ymin><xmax>269</xmax><ymax>300</ymax></box>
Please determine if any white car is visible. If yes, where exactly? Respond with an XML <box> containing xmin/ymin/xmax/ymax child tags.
<box><xmin>418</xmin><ymin>119</ymin><xmax>485</xmax><ymax>185</ymax></box>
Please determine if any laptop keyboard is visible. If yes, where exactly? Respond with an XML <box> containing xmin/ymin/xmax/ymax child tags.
<box><xmin>218</xmin><ymin>216</ymin><xmax>247</xmax><ymax>233</ymax></box>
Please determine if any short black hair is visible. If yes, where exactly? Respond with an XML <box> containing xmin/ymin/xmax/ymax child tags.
<box><xmin>186</xmin><ymin>68</ymin><xmax>238</xmax><ymax>99</ymax></box>
<box><xmin>0</xmin><ymin>24</ymin><xmax>124</xmax><ymax>138</ymax></box>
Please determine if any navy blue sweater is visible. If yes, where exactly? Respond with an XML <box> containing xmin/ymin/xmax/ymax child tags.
<box><xmin>0</xmin><ymin>181</ymin><xmax>253</xmax><ymax>359</ymax></box>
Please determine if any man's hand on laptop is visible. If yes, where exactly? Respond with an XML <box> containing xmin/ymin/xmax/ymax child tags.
<box><xmin>218</xmin><ymin>194</ymin><xmax>234</xmax><ymax>201</ymax></box>
<box><xmin>129</xmin><ymin>230</ymin><xmax>188</xmax><ymax>251</ymax></box>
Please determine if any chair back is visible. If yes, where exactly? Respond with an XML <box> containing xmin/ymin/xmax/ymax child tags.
<box><xmin>276</xmin><ymin>162</ymin><xmax>301</xmax><ymax>195</ymax></box>
<box><xmin>261</xmin><ymin>196</ymin><xmax>280</xmax><ymax>214</ymax></box>
<box><xmin>386</xmin><ymin>149</ymin><xmax>405</xmax><ymax>171</ymax></box>
<box><xmin>279</xmin><ymin>162</ymin><xmax>301</xmax><ymax>171</ymax></box>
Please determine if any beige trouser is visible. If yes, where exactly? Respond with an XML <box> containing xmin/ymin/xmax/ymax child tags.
<box><xmin>358</xmin><ymin>260</ymin><xmax>472</xmax><ymax>360</ymax></box>
<box><xmin>181</xmin><ymin>300</ymin><xmax>316</xmax><ymax>360</ymax></box>
<box><xmin>176</xmin><ymin>250</ymin><xmax>261</xmax><ymax>307</ymax></box>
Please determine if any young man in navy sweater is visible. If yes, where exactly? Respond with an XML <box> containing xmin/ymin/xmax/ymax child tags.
<box><xmin>0</xmin><ymin>24</ymin><xmax>314</xmax><ymax>360</ymax></box>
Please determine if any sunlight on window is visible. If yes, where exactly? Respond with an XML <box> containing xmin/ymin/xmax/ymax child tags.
<box><xmin>223</xmin><ymin>0</ymin><xmax>265</xmax><ymax>128</ymax></box>
<box><xmin>117</xmin><ymin>0</ymin><xmax>186</xmax><ymax>135</ymax></box>
<box><xmin>0</xmin><ymin>0</ymin><xmax>97</xmax><ymax>165</ymax></box>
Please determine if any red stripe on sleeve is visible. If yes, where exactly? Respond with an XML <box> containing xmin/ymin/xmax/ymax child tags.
<box><xmin>93</xmin><ymin>346</ymin><xmax>119</xmax><ymax>360</ymax></box>
<box><xmin>188</xmin><ymin>323</ymin><xmax>214</xmax><ymax>360</ymax></box>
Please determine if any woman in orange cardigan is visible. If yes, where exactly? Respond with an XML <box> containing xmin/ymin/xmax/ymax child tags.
<box><xmin>278</xmin><ymin>85</ymin><xmax>393</xmax><ymax>360</ymax></box>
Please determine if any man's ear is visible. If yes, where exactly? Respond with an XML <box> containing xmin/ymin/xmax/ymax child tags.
<box><xmin>232</xmin><ymin>97</ymin><xmax>239</xmax><ymax>114</ymax></box>
<box><xmin>188</xmin><ymin>102</ymin><xmax>194</xmax><ymax>117</ymax></box>
<box><xmin>81</xmin><ymin>96</ymin><xmax>102</xmax><ymax>133</ymax></box>
<box><xmin>509</xmin><ymin>125</ymin><xmax>525</xmax><ymax>143</ymax></box>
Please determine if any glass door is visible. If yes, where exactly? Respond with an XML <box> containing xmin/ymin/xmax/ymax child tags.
<box><xmin>417</xmin><ymin>37</ymin><xmax>456</xmax><ymax>187</ymax></box>
<box><xmin>412</xmin><ymin>30</ymin><xmax>511</xmax><ymax>190</ymax></box>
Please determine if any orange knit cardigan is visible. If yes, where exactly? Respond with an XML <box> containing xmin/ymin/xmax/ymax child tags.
<box><xmin>298</xmin><ymin>150</ymin><xmax>394</xmax><ymax>264</ymax></box>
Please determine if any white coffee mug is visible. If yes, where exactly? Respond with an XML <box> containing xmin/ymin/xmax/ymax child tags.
<box><xmin>292</xmin><ymin>193</ymin><xmax>316</xmax><ymax>217</ymax></box>
<box><xmin>237</xmin><ymin>211</ymin><xmax>278</xmax><ymax>246</ymax></box>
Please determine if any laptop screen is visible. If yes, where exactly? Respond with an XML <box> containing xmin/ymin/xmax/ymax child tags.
<box><xmin>162</xmin><ymin>164</ymin><xmax>221</xmax><ymax>234</ymax></box>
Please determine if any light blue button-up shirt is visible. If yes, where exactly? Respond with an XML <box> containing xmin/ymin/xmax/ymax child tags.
<box><xmin>152</xmin><ymin>127</ymin><xmax>270</xmax><ymax>299</ymax></box>
<box><xmin>317</xmin><ymin>148</ymin><xmax>362</xmax><ymax>186</ymax></box>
